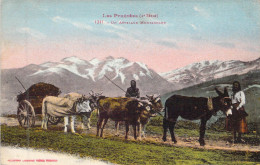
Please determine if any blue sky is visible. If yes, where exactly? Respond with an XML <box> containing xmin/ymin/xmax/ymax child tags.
<box><xmin>1</xmin><ymin>0</ymin><xmax>260</xmax><ymax>71</ymax></box>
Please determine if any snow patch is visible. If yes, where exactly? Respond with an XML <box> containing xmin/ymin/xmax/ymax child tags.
<box><xmin>29</xmin><ymin>67</ymin><xmax>63</xmax><ymax>76</ymax></box>
<box><xmin>40</xmin><ymin>62</ymin><xmax>57</xmax><ymax>67</ymax></box>
<box><xmin>98</xmin><ymin>58</ymin><xmax>133</xmax><ymax>79</ymax></box>
<box><xmin>244</xmin><ymin>85</ymin><xmax>260</xmax><ymax>91</ymax></box>
<box><xmin>119</xmin><ymin>72</ymin><xmax>126</xmax><ymax>84</ymax></box>
<box><xmin>62</xmin><ymin>56</ymin><xmax>88</xmax><ymax>65</ymax></box>
<box><xmin>56</xmin><ymin>64</ymin><xmax>89</xmax><ymax>79</ymax></box>
<box><xmin>139</xmin><ymin>71</ymin><xmax>145</xmax><ymax>76</ymax></box>
<box><xmin>133</xmin><ymin>74</ymin><xmax>139</xmax><ymax>80</ymax></box>
<box><xmin>136</xmin><ymin>62</ymin><xmax>152</xmax><ymax>77</ymax></box>
<box><xmin>89</xmin><ymin>58</ymin><xmax>100</xmax><ymax>66</ymax></box>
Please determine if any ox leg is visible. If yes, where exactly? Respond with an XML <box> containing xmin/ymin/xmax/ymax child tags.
<box><xmin>199</xmin><ymin>118</ymin><xmax>207</xmax><ymax>146</ymax></box>
<box><xmin>44</xmin><ymin>115</ymin><xmax>49</xmax><ymax>130</ymax></box>
<box><xmin>162</xmin><ymin>118</ymin><xmax>168</xmax><ymax>142</ymax></box>
<box><xmin>138</xmin><ymin>123</ymin><xmax>142</xmax><ymax>139</ymax></box>
<box><xmin>169</xmin><ymin>121</ymin><xmax>177</xmax><ymax>144</ymax></box>
<box><xmin>138</xmin><ymin>123</ymin><xmax>145</xmax><ymax>139</ymax></box>
<box><xmin>132</xmin><ymin>123</ymin><xmax>137</xmax><ymax>140</ymax></box>
<box><xmin>70</xmin><ymin>116</ymin><xmax>76</xmax><ymax>133</ymax></box>
<box><xmin>41</xmin><ymin>115</ymin><xmax>46</xmax><ymax>129</ymax></box>
<box><xmin>100</xmin><ymin>118</ymin><xmax>108</xmax><ymax>137</ymax></box>
<box><xmin>115</xmin><ymin>121</ymin><xmax>119</xmax><ymax>136</ymax></box>
<box><xmin>96</xmin><ymin>117</ymin><xmax>103</xmax><ymax>137</ymax></box>
<box><xmin>86</xmin><ymin>117</ymin><xmax>91</xmax><ymax>130</ymax></box>
<box><xmin>141</xmin><ymin>124</ymin><xmax>146</xmax><ymax>138</ymax></box>
<box><xmin>82</xmin><ymin>115</ymin><xmax>91</xmax><ymax>130</ymax></box>
<box><xmin>125</xmin><ymin>121</ymin><xmax>129</xmax><ymax>140</ymax></box>
<box><xmin>80</xmin><ymin>115</ymin><xmax>85</xmax><ymax>130</ymax></box>
<box><xmin>64</xmin><ymin>116</ymin><xmax>69</xmax><ymax>133</ymax></box>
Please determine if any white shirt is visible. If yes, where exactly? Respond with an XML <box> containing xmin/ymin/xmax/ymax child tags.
<box><xmin>231</xmin><ymin>91</ymin><xmax>246</xmax><ymax>110</ymax></box>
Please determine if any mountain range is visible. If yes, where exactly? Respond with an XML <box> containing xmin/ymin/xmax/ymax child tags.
<box><xmin>160</xmin><ymin>58</ymin><xmax>260</xmax><ymax>89</ymax></box>
<box><xmin>1</xmin><ymin>56</ymin><xmax>259</xmax><ymax>115</ymax></box>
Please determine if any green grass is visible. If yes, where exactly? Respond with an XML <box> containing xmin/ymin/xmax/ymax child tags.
<box><xmin>146</xmin><ymin>125</ymin><xmax>260</xmax><ymax>145</ymax></box>
<box><xmin>1</xmin><ymin>125</ymin><xmax>259</xmax><ymax>165</ymax></box>
<box><xmin>147</xmin><ymin>116</ymin><xmax>260</xmax><ymax>145</ymax></box>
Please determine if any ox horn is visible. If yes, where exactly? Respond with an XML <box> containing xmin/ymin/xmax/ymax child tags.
<box><xmin>146</xmin><ymin>95</ymin><xmax>152</xmax><ymax>98</ymax></box>
<box><xmin>138</xmin><ymin>102</ymin><xmax>143</xmax><ymax>107</ymax></box>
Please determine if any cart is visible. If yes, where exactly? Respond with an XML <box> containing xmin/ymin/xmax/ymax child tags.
<box><xmin>16</xmin><ymin>82</ymin><xmax>62</xmax><ymax>128</ymax></box>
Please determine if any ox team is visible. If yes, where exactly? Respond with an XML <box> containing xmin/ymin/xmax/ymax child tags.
<box><xmin>41</xmin><ymin>79</ymin><xmax>248</xmax><ymax>145</ymax></box>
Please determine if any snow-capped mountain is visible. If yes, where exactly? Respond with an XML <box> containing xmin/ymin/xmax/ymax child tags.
<box><xmin>27</xmin><ymin>56</ymin><xmax>167</xmax><ymax>85</ymax></box>
<box><xmin>160</xmin><ymin>58</ymin><xmax>260</xmax><ymax>88</ymax></box>
<box><xmin>1</xmin><ymin>56</ymin><xmax>260</xmax><ymax>115</ymax></box>
<box><xmin>1</xmin><ymin>56</ymin><xmax>174</xmax><ymax>99</ymax></box>
<box><xmin>2</xmin><ymin>56</ymin><xmax>178</xmax><ymax>114</ymax></box>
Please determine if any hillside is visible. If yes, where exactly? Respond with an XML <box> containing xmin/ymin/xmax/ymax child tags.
<box><xmin>162</xmin><ymin>70</ymin><xmax>260</xmax><ymax>125</ymax></box>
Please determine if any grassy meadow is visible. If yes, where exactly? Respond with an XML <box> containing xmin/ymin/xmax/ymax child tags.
<box><xmin>1</xmin><ymin>122</ymin><xmax>260</xmax><ymax>165</ymax></box>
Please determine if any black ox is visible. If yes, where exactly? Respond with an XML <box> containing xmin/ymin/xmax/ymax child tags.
<box><xmin>162</xmin><ymin>87</ymin><xmax>231</xmax><ymax>146</ymax></box>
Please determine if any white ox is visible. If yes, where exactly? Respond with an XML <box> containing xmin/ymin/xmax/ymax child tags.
<box><xmin>63</xmin><ymin>93</ymin><xmax>95</xmax><ymax>132</ymax></box>
<box><xmin>41</xmin><ymin>93</ymin><xmax>96</xmax><ymax>133</ymax></box>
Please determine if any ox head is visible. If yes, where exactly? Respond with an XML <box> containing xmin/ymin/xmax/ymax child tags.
<box><xmin>88</xmin><ymin>90</ymin><xmax>103</xmax><ymax>108</ymax></box>
<box><xmin>76</xmin><ymin>96</ymin><xmax>96</xmax><ymax>113</ymax></box>
<box><xmin>214</xmin><ymin>87</ymin><xmax>232</xmax><ymax>116</ymax></box>
<box><xmin>135</xmin><ymin>101</ymin><xmax>154</xmax><ymax>117</ymax></box>
<box><xmin>144</xmin><ymin>94</ymin><xmax>164</xmax><ymax>116</ymax></box>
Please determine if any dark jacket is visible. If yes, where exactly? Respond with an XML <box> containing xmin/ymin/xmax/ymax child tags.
<box><xmin>125</xmin><ymin>87</ymin><xmax>140</xmax><ymax>98</ymax></box>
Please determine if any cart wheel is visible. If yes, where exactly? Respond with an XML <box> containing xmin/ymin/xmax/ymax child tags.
<box><xmin>48</xmin><ymin>116</ymin><xmax>61</xmax><ymax>125</ymax></box>
<box><xmin>17</xmin><ymin>100</ymin><xmax>35</xmax><ymax>128</ymax></box>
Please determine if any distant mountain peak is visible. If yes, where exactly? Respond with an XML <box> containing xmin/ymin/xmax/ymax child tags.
<box><xmin>105</xmin><ymin>56</ymin><xmax>114</xmax><ymax>60</ymax></box>
<box><xmin>61</xmin><ymin>56</ymin><xmax>88</xmax><ymax>65</ymax></box>
<box><xmin>160</xmin><ymin>58</ymin><xmax>260</xmax><ymax>89</ymax></box>
<box><xmin>89</xmin><ymin>58</ymin><xmax>101</xmax><ymax>66</ymax></box>
<box><xmin>40</xmin><ymin>61</ymin><xmax>57</xmax><ymax>67</ymax></box>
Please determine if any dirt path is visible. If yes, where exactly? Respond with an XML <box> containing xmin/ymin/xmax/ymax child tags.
<box><xmin>1</xmin><ymin>117</ymin><xmax>259</xmax><ymax>153</ymax></box>
<box><xmin>85</xmin><ymin>122</ymin><xmax>260</xmax><ymax>153</ymax></box>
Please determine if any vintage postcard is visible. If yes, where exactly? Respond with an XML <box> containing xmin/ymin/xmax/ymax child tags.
<box><xmin>1</xmin><ymin>0</ymin><xmax>260</xmax><ymax>164</ymax></box>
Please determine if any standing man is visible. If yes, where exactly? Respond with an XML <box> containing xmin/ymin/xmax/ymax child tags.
<box><xmin>229</xmin><ymin>81</ymin><xmax>248</xmax><ymax>143</ymax></box>
<box><xmin>125</xmin><ymin>80</ymin><xmax>140</xmax><ymax>98</ymax></box>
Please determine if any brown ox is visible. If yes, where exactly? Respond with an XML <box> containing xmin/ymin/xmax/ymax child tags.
<box><xmin>96</xmin><ymin>97</ymin><xmax>160</xmax><ymax>140</ymax></box>
<box><xmin>115</xmin><ymin>95</ymin><xmax>163</xmax><ymax>138</ymax></box>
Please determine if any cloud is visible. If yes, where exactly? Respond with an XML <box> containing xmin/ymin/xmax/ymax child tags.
<box><xmin>194</xmin><ymin>6</ymin><xmax>210</xmax><ymax>18</ymax></box>
<box><xmin>156</xmin><ymin>39</ymin><xmax>178</xmax><ymax>48</ymax></box>
<box><xmin>190</xmin><ymin>24</ymin><xmax>197</xmax><ymax>30</ymax></box>
<box><xmin>215</xmin><ymin>42</ymin><xmax>235</xmax><ymax>48</ymax></box>
<box><xmin>52</xmin><ymin>16</ymin><xmax>93</xmax><ymax>31</ymax></box>
<box><xmin>17</xmin><ymin>27</ymin><xmax>46</xmax><ymax>39</ymax></box>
